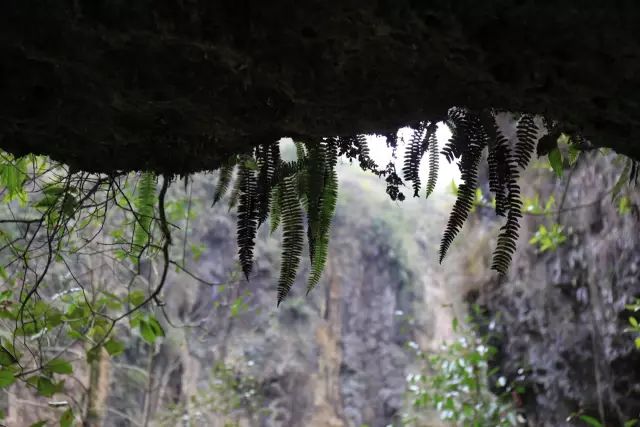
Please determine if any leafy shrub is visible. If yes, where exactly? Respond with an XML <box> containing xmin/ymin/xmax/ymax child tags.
<box><xmin>404</xmin><ymin>315</ymin><xmax>521</xmax><ymax>427</ymax></box>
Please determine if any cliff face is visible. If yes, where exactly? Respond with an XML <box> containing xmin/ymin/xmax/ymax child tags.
<box><xmin>100</xmin><ymin>168</ymin><xmax>456</xmax><ymax>427</ymax></box>
<box><xmin>475</xmin><ymin>153</ymin><xmax>640</xmax><ymax>426</ymax></box>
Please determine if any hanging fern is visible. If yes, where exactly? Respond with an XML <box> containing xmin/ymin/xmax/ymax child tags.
<box><xmin>227</xmin><ymin>173</ymin><xmax>243</xmax><ymax>211</ymax></box>
<box><xmin>486</xmin><ymin>118</ymin><xmax>523</xmax><ymax>274</ymax></box>
<box><xmin>307</xmin><ymin>139</ymin><xmax>339</xmax><ymax>293</ymax></box>
<box><xmin>305</xmin><ymin>141</ymin><xmax>327</xmax><ymax>262</ymax></box>
<box><xmin>441</xmin><ymin>107</ymin><xmax>470</xmax><ymax>163</ymax></box>
<box><xmin>212</xmin><ymin>159</ymin><xmax>236</xmax><ymax>206</ymax></box>
<box><xmin>236</xmin><ymin>159</ymin><xmax>258</xmax><ymax>279</ymax></box>
<box><xmin>439</xmin><ymin>113</ymin><xmax>487</xmax><ymax>262</ymax></box>
<box><xmin>403</xmin><ymin>123</ymin><xmax>426</xmax><ymax>197</ymax></box>
<box><xmin>269</xmin><ymin>185</ymin><xmax>282</xmax><ymax>234</ymax></box>
<box><xmin>255</xmin><ymin>144</ymin><xmax>279</xmax><ymax>226</ymax></box>
<box><xmin>425</xmin><ymin>125</ymin><xmax>439</xmax><ymax>199</ymax></box>
<box><xmin>133</xmin><ymin>172</ymin><xmax>156</xmax><ymax>257</ymax></box>
<box><xmin>212</xmin><ymin>108</ymin><xmax>555</xmax><ymax>301</ymax></box>
<box><xmin>514</xmin><ymin>114</ymin><xmax>538</xmax><ymax>169</ymax></box>
<box><xmin>277</xmin><ymin>174</ymin><xmax>305</xmax><ymax>305</ymax></box>
<box><xmin>486</xmin><ymin>118</ymin><xmax>510</xmax><ymax>217</ymax></box>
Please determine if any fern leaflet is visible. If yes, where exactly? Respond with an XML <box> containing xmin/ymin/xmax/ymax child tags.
<box><xmin>515</xmin><ymin>114</ymin><xmax>538</xmax><ymax>169</ymax></box>
<box><xmin>236</xmin><ymin>160</ymin><xmax>258</xmax><ymax>279</ymax></box>
<box><xmin>425</xmin><ymin>126</ymin><xmax>439</xmax><ymax>199</ymax></box>
<box><xmin>277</xmin><ymin>175</ymin><xmax>304</xmax><ymax>305</ymax></box>
<box><xmin>307</xmin><ymin>140</ymin><xmax>338</xmax><ymax>293</ymax></box>
<box><xmin>133</xmin><ymin>172</ymin><xmax>156</xmax><ymax>258</ymax></box>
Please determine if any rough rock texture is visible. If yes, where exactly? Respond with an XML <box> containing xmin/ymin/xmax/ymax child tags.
<box><xmin>2</xmin><ymin>2</ymin><xmax>640</xmax><ymax>173</ymax></box>
<box><xmin>475</xmin><ymin>153</ymin><xmax>640</xmax><ymax>426</ymax></box>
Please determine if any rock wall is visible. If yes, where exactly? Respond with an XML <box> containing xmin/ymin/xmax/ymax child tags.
<box><xmin>474</xmin><ymin>153</ymin><xmax>640</xmax><ymax>426</ymax></box>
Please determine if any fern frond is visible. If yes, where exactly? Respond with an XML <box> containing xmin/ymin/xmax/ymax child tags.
<box><xmin>212</xmin><ymin>158</ymin><xmax>236</xmax><ymax>205</ymax></box>
<box><xmin>294</xmin><ymin>141</ymin><xmax>306</xmax><ymax>161</ymax></box>
<box><xmin>227</xmin><ymin>173</ymin><xmax>242</xmax><ymax>211</ymax></box>
<box><xmin>439</xmin><ymin>113</ymin><xmax>487</xmax><ymax>262</ymax></box>
<box><xmin>256</xmin><ymin>144</ymin><xmax>279</xmax><ymax>226</ymax></box>
<box><xmin>403</xmin><ymin>123</ymin><xmax>426</xmax><ymax>197</ymax></box>
<box><xmin>425</xmin><ymin>127</ymin><xmax>439</xmax><ymax>199</ymax></box>
<box><xmin>487</xmin><ymin>122</ymin><xmax>511</xmax><ymax>217</ymax></box>
<box><xmin>305</xmin><ymin>141</ymin><xmax>327</xmax><ymax>262</ymax></box>
<box><xmin>269</xmin><ymin>185</ymin><xmax>282</xmax><ymax>234</ymax></box>
<box><xmin>514</xmin><ymin>114</ymin><xmax>538</xmax><ymax>169</ymax></box>
<box><xmin>236</xmin><ymin>160</ymin><xmax>258</xmax><ymax>279</ymax></box>
<box><xmin>277</xmin><ymin>175</ymin><xmax>304</xmax><ymax>305</ymax></box>
<box><xmin>307</xmin><ymin>139</ymin><xmax>339</xmax><ymax>293</ymax></box>
<box><xmin>441</xmin><ymin>107</ymin><xmax>470</xmax><ymax>163</ymax></box>
<box><xmin>487</xmin><ymin>118</ymin><xmax>523</xmax><ymax>274</ymax></box>
<box><xmin>133</xmin><ymin>172</ymin><xmax>156</xmax><ymax>256</ymax></box>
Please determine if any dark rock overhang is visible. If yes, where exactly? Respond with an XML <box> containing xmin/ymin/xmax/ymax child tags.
<box><xmin>1</xmin><ymin>1</ymin><xmax>639</xmax><ymax>174</ymax></box>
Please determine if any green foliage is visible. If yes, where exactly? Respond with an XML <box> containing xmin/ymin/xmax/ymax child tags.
<box><xmin>529</xmin><ymin>223</ymin><xmax>567</xmax><ymax>253</ymax></box>
<box><xmin>277</xmin><ymin>175</ymin><xmax>304</xmax><ymax>304</ymax></box>
<box><xmin>159</xmin><ymin>361</ymin><xmax>265</xmax><ymax>427</ymax></box>
<box><xmin>133</xmin><ymin>172</ymin><xmax>157</xmax><ymax>260</ymax></box>
<box><xmin>404</xmin><ymin>315</ymin><xmax>520</xmax><ymax>426</ymax></box>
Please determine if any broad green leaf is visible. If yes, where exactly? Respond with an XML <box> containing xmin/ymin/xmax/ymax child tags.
<box><xmin>629</xmin><ymin>317</ymin><xmax>638</xmax><ymax>328</ymax></box>
<box><xmin>0</xmin><ymin>369</ymin><xmax>16</xmax><ymax>388</ymax></box>
<box><xmin>548</xmin><ymin>148</ymin><xmax>563</xmax><ymax>178</ymax></box>
<box><xmin>147</xmin><ymin>317</ymin><xmax>165</xmax><ymax>338</ymax></box>
<box><xmin>139</xmin><ymin>321</ymin><xmax>156</xmax><ymax>343</ymax></box>
<box><xmin>128</xmin><ymin>290</ymin><xmax>146</xmax><ymax>307</ymax></box>
<box><xmin>0</xmin><ymin>346</ymin><xmax>17</xmax><ymax>366</ymax></box>
<box><xmin>625</xmin><ymin>420</ymin><xmax>638</xmax><ymax>427</ymax></box>
<box><xmin>104</xmin><ymin>338</ymin><xmax>125</xmax><ymax>356</ymax></box>
<box><xmin>634</xmin><ymin>337</ymin><xmax>640</xmax><ymax>349</ymax></box>
<box><xmin>60</xmin><ymin>408</ymin><xmax>74</xmax><ymax>427</ymax></box>
<box><xmin>36</xmin><ymin>376</ymin><xmax>62</xmax><ymax>397</ymax></box>
<box><xmin>46</xmin><ymin>359</ymin><xmax>73</xmax><ymax>375</ymax></box>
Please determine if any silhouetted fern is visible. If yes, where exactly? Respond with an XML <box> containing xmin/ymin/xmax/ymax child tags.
<box><xmin>236</xmin><ymin>159</ymin><xmax>258</xmax><ymax>279</ymax></box>
<box><xmin>306</xmin><ymin>141</ymin><xmax>326</xmax><ymax>261</ymax></box>
<box><xmin>515</xmin><ymin>114</ymin><xmax>538</xmax><ymax>169</ymax></box>
<box><xmin>212</xmin><ymin>158</ymin><xmax>236</xmax><ymax>205</ymax></box>
<box><xmin>486</xmin><ymin>118</ymin><xmax>523</xmax><ymax>274</ymax></box>
<box><xmin>307</xmin><ymin>139</ymin><xmax>338</xmax><ymax>293</ymax></box>
<box><xmin>277</xmin><ymin>174</ymin><xmax>304</xmax><ymax>305</ymax></box>
<box><xmin>439</xmin><ymin>113</ymin><xmax>487</xmax><ymax>262</ymax></box>
<box><xmin>425</xmin><ymin>125</ymin><xmax>439</xmax><ymax>199</ymax></box>
<box><xmin>256</xmin><ymin>144</ymin><xmax>279</xmax><ymax>226</ymax></box>
<box><xmin>486</xmin><ymin>118</ymin><xmax>510</xmax><ymax>217</ymax></box>
<box><xmin>403</xmin><ymin>123</ymin><xmax>426</xmax><ymax>197</ymax></box>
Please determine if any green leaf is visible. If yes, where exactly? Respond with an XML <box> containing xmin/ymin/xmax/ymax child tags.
<box><xmin>139</xmin><ymin>321</ymin><xmax>156</xmax><ymax>343</ymax></box>
<box><xmin>60</xmin><ymin>408</ymin><xmax>73</xmax><ymax>427</ymax></box>
<box><xmin>548</xmin><ymin>148</ymin><xmax>563</xmax><ymax>178</ymax></box>
<box><xmin>147</xmin><ymin>316</ymin><xmax>165</xmax><ymax>338</ymax></box>
<box><xmin>630</xmin><ymin>317</ymin><xmax>638</xmax><ymax>328</ymax></box>
<box><xmin>36</xmin><ymin>376</ymin><xmax>62</xmax><ymax>397</ymax></box>
<box><xmin>634</xmin><ymin>337</ymin><xmax>640</xmax><ymax>349</ymax></box>
<box><xmin>625</xmin><ymin>420</ymin><xmax>638</xmax><ymax>427</ymax></box>
<box><xmin>579</xmin><ymin>415</ymin><xmax>604</xmax><ymax>427</ymax></box>
<box><xmin>128</xmin><ymin>290</ymin><xmax>146</xmax><ymax>307</ymax></box>
<box><xmin>104</xmin><ymin>338</ymin><xmax>125</xmax><ymax>356</ymax></box>
<box><xmin>0</xmin><ymin>369</ymin><xmax>16</xmax><ymax>388</ymax></box>
<box><xmin>0</xmin><ymin>346</ymin><xmax>18</xmax><ymax>366</ymax></box>
<box><xmin>46</xmin><ymin>359</ymin><xmax>73</xmax><ymax>375</ymax></box>
<box><xmin>29</xmin><ymin>422</ymin><xmax>47</xmax><ymax>427</ymax></box>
